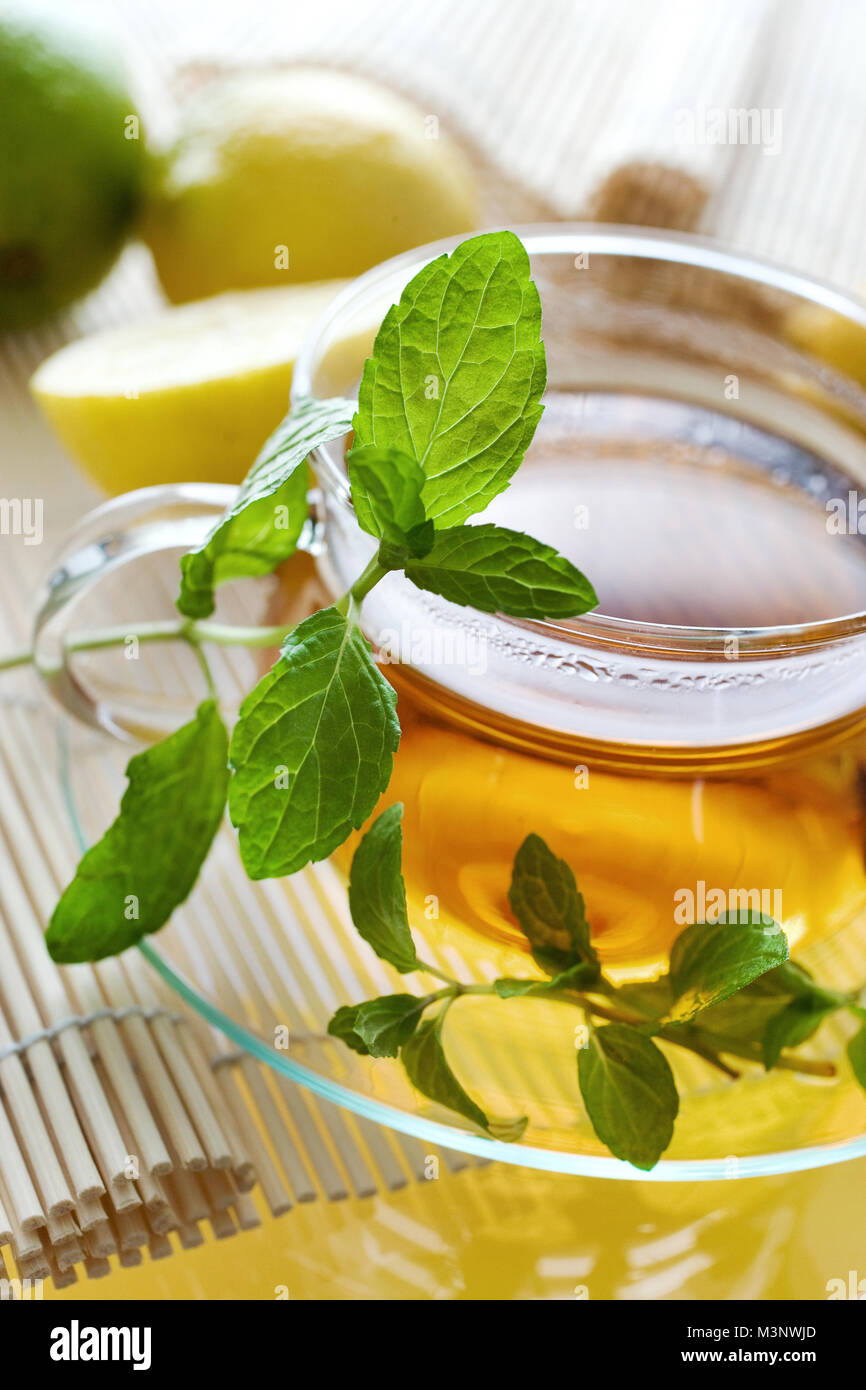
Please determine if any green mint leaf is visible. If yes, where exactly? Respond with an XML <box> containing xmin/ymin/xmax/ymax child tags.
<box><xmin>404</xmin><ymin>524</ymin><xmax>597</xmax><ymax>619</ymax></box>
<box><xmin>493</xmin><ymin>961</ymin><xmax>598</xmax><ymax>998</ymax></box>
<box><xmin>508</xmin><ymin>833</ymin><xmax>599</xmax><ymax>977</ymax></box>
<box><xmin>46</xmin><ymin>701</ymin><xmax>228</xmax><ymax>963</ymax></box>
<box><xmin>177</xmin><ymin>395</ymin><xmax>354</xmax><ymax>619</ymax></box>
<box><xmin>347</xmin><ymin>804</ymin><xmax>417</xmax><ymax>973</ymax></box>
<box><xmin>666</xmin><ymin>913</ymin><xmax>789</xmax><ymax>1024</ymax></box>
<box><xmin>747</xmin><ymin>960</ymin><xmax>846</xmax><ymax>1008</ymax></box>
<box><xmin>401</xmin><ymin>1010</ymin><xmax>528</xmax><ymax>1141</ymax></box>
<box><xmin>762</xmin><ymin>998</ymin><xmax>837</xmax><ymax>1070</ymax></box>
<box><xmin>228</xmin><ymin>607</ymin><xmax>400</xmax><ymax>879</ymax></box>
<box><xmin>328</xmin><ymin>993</ymin><xmax>431</xmax><ymax>1058</ymax></box>
<box><xmin>695</xmin><ymin>961</ymin><xmax>844</xmax><ymax>1046</ymax></box>
<box><xmin>578</xmin><ymin>1024</ymin><xmax>679</xmax><ymax>1170</ymax></box>
<box><xmin>347</xmin><ymin>444</ymin><xmax>434</xmax><ymax>558</ymax></box>
<box><xmin>847</xmin><ymin>1020</ymin><xmax>866</xmax><ymax>1092</ymax></box>
<box><xmin>354</xmin><ymin>229</ymin><xmax>546</xmax><ymax>526</ymax></box>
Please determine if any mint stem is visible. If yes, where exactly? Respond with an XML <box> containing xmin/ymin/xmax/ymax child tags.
<box><xmin>458</xmin><ymin>979</ymin><xmax>832</xmax><ymax>1080</ymax></box>
<box><xmin>6</xmin><ymin>616</ymin><xmax>306</xmax><ymax>681</ymax></box>
<box><xmin>0</xmin><ymin>646</ymin><xmax>34</xmax><ymax>673</ymax></box>
<box><xmin>417</xmin><ymin>960</ymin><xmax>459</xmax><ymax>986</ymax></box>
<box><xmin>185</xmin><ymin>637</ymin><xmax>217</xmax><ymax>701</ymax></box>
<box><xmin>336</xmin><ymin>556</ymin><xmax>389</xmax><ymax>618</ymax></box>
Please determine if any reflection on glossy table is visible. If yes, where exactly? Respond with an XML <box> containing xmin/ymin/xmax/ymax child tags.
<box><xmin>47</xmin><ymin>1158</ymin><xmax>866</xmax><ymax>1300</ymax></box>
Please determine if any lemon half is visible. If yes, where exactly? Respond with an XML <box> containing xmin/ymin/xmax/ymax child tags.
<box><xmin>31</xmin><ymin>281</ymin><xmax>349</xmax><ymax>492</ymax></box>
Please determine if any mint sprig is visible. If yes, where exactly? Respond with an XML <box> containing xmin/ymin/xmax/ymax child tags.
<box><xmin>329</xmin><ymin>816</ymin><xmax>865</xmax><ymax>1167</ymax></box>
<box><xmin>49</xmin><ymin>230</ymin><xmax>599</xmax><ymax>969</ymax></box>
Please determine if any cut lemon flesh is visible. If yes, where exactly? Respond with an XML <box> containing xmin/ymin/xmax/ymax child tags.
<box><xmin>31</xmin><ymin>281</ymin><xmax>349</xmax><ymax>491</ymax></box>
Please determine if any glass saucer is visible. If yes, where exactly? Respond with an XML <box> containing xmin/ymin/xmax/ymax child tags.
<box><xmin>53</xmin><ymin>671</ymin><xmax>866</xmax><ymax>1183</ymax></box>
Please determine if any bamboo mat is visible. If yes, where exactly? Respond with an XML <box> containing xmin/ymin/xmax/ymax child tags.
<box><xmin>0</xmin><ymin>689</ymin><xmax>489</xmax><ymax>1292</ymax></box>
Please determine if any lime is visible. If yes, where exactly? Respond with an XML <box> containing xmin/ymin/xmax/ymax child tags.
<box><xmin>143</xmin><ymin>67</ymin><xmax>479</xmax><ymax>302</ymax></box>
<box><xmin>0</xmin><ymin>12</ymin><xmax>145</xmax><ymax>329</ymax></box>
<box><xmin>31</xmin><ymin>280</ymin><xmax>350</xmax><ymax>491</ymax></box>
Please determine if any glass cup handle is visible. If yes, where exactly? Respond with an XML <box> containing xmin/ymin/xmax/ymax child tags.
<box><xmin>31</xmin><ymin>481</ymin><xmax>322</xmax><ymax>743</ymax></box>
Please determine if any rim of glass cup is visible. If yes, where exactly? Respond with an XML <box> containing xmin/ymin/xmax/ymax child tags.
<box><xmin>292</xmin><ymin>222</ymin><xmax>866</xmax><ymax>660</ymax></box>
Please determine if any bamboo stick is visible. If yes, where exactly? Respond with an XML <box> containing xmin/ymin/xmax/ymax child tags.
<box><xmin>62</xmin><ymin>1063</ymin><xmax>141</xmax><ymax>1215</ymax></box>
<box><xmin>208</xmin><ymin>1209</ymin><xmax>236</xmax><ymax>1240</ymax></box>
<box><xmin>232</xmin><ymin>1192</ymin><xmax>261</xmax><ymax>1232</ymax></box>
<box><xmin>179</xmin><ymin>1041</ymin><xmax>256</xmax><ymax>1192</ymax></box>
<box><xmin>0</xmin><ymin>1189</ymin><xmax>11</xmax><ymax>1245</ymax></box>
<box><xmin>53</xmin><ymin>1239</ymin><xmax>85</xmax><ymax>1275</ymax></box>
<box><xmin>213</xmin><ymin>1065</ymin><xmax>294</xmax><ymax>1213</ymax></box>
<box><xmin>7</xmin><ymin>1216</ymin><xmax>43</xmax><ymax>1269</ymax></box>
<box><xmin>159</xmin><ymin>883</ymin><xmax>320</xmax><ymax>1205</ymax></box>
<box><xmin>95</xmin><ymin>957</ymin><xmax>201</xmax><ymax>1174</ymax></box>
<box><xmin>92</xmin><ymin>1060</ymin><xmax>181</xmax><ymax>1239</ymax></box>
<box><xmin>0</xmin><ymin>854</ymin><xmax>128</xmax><ymax>1185</ymax></box>
<box><xmin>199</xmin><ymin>1167</ymin><xmax>236</xmax><ymax>1214</ymax></box>
<box><xmin>112</xmin><ymin>1206</ymin><xmax>149</xmax><ymax>1254</ymax></box>
<box><xmin>18</xmin><ymin>1248</ymin><xmax>51</xmax><ymax>1283</ymax></box>
<box><xmin>45</xmin><ymin>1210</ymin><xmax>78</xmax><ymax>1245</ymax></box>
<box><xmin>146</xmin><ymin>1201</ymin><xmax>176</xmax><ymax>1237</ymax></box>
<box><xmin>199</xmin><ymin>857</ymin><xmax>386</xmax><ymax>1198</ymax></box>
<box><xmin>75</xmin><ymin>1194</ymin><xmax>108</xmax><ymax>1232</ymax></box>
<box><xmin>177</xmin><ymin>1224</ymin><xmax>203</xmax><ymax>1250</ymax></box>
<box><xmin>161</xmin><ymin>1165</ymin><xmax>209</xmax><ymax>1227</ymax></box>
<box><xmin>0</xmin><ymin>908</ymin><xmax>102</xmax><ymax>1200</ymax></box>
<box><xmin>0</xmin><ymin>998</ymin><xmax>74</xmax><ymax>1217</ymax></box>
<box><xmin>0</xmin><ymin>1091</ymin><xmax>44</xmax><ymax>1232</ymax></box>
<box><xmin>24</xmin><ymin>715</ymin><xmax>253</xmax><ymax>1185</ymax></box>
<box><xmin>47</xmin><ymin>1253</ymin><xmax>78</xmax><ymax>1291</ymax></box>
<box><xmin>120</xmin><ymin>949</ymin><xmax>232</xmax><ymax>1170</ymax></box>
<box><xmin>199</xmin><ymin>867</ymin><xmax>385</xmax><ymax>1196</ymax></box>
<box><xmin>84</xmin><ymin>1221</ymin><xmax>117</xmax><ymax>1261</ymax></box>
<box><xmin>147</xmin><ymin>1232</ymin><xmax>173</xmax><ymax>1260</ymax></box>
